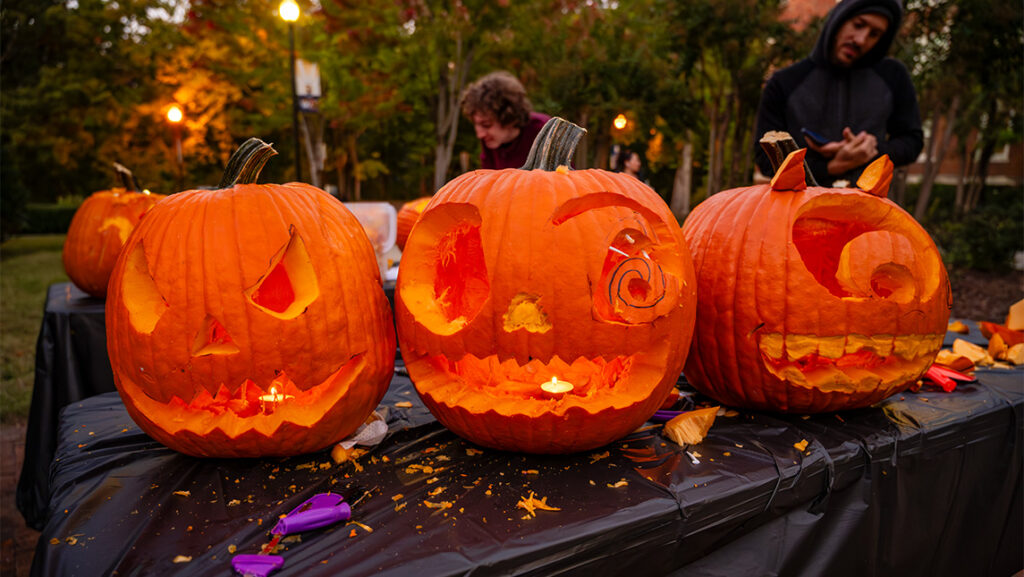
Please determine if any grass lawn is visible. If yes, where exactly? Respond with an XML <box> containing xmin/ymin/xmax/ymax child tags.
<box><xmin>1</xmin><ymin>235</ymin><xmax>68</xmax><ymax>422</ymax></box>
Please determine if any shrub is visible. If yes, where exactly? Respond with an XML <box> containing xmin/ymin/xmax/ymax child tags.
<box><xmin>24</xmin><ymin>204</ymin><xmax>80</xmax><ymax>235</ymax></box>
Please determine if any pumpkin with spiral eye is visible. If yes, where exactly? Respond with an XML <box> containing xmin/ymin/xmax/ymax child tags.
<box><xmin>396</xmin><ymin>118</ymin><xmax>697</xmax><ymax>453</ymax></box>
<box><xmin>105</xmin><ymin>138</ymin><xmax>396</xmax><ymax>457</ymax></box>
<box><xmin>681</xmin><ymin>137</ymin><xmax>951</xmax><ymax>413</ymax></box>
<box><xmin>63</xmin><ymin>163</ymin><xmax>164</xmax><ymax>299</ymax></box>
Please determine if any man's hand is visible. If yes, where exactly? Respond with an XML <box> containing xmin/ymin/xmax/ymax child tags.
<box><xmin>806</xmin><ymin>127</ymin><xmax>878</xmax><ymax>176</ymax></box>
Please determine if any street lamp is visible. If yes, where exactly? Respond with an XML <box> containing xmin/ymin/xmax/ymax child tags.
<box><xmin>279</xmin><ymin>0</ymin><xmax>302</xmax><ymax>182</ymax></box>
<box><xmin>167</xmin><ymin>104</ymin><xmax>185</xmax><ymax>191</ymax></box>
<box><xmin>613</xmin><ymin>113</ymin><xmax>628</xmax><ymax>131</ymax></box>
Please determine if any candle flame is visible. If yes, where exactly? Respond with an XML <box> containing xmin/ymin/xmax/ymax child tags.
<box><xmin>542</xmin><ymin>376</ymin><xmax>574</xmax><ymax>395</ymax></box>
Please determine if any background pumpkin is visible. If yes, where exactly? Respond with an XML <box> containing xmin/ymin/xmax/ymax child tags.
<box><xmin>396</xmin><ymin>118</ymin><xmax>697</xmax><ymax>453</ymax></box>
<box><xmin>62</xmin><ymin>163</ymin><xmax>164</xmax><ymax>298</ymax></box>
<box><xmin>105</xmin><ymin>138</ymin><xmax>396</xmax><ymax>457</ymax></box>
<box><xmin>681</xmin><ymin>134</ymin><xmax>951</xmax><ymax>413</ymax></box>
<box><xmin>396</xmin><ymin>196</ymin><xmax>432</xmax><ymax>251</ymax></box>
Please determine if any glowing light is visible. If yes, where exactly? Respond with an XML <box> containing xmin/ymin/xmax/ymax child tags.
<box><xmin>541</xmin><ymin>376</ymin><xmax>574</xmax><ymax>395</ymax></box>
<box><xmin>279</xmin><ymin>0</ymin><xmax>299</xmax><ymax>22</ymax></box>
<box><xmin>613</xmin><ymin>114</ymin><xmax>628</xmax><ymax>130</ymax></box>
<box><xmin>259</xmin><ymin>386</ymin><xmax>294</xmax><ymax>413</ymax></box>
<box><xmin>166</xmin><ymin>105</ymin><xmax>183</xmax><ymax>123</ymax></box>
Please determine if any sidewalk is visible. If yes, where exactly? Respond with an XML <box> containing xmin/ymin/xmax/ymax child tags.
<box><xmin>1</xmin><ymin>422</ymin><xmax>38</xmax><ymax>577</ymax></box>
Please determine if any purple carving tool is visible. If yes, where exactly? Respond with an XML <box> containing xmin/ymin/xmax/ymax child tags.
<box><xmin>272</xmin><ymin>493</ymin><xmax>351</xmax><ymax>535</ymax></box>
<box><xmin>231</xmin><ymin>554</ymin><xmax>284</xmax><ymax>577</ymax></box>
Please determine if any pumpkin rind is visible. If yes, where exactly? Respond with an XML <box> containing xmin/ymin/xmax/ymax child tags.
<box><xmin>396</xmin><ymin>196</ymin><xmax>432</xmax><ymax>251</ymax></box>
<box><xmin>682</xmin><ymin>149</ymin><xmax>950</xmax><ymax>413</ymax></box>
<box><xmin>396</xmin><ymin>118</ymin><xmax>697</xmax><ymax>453</ymax></box>
<box><xmin>105</xmin><ymin>139</ymin><xmax>396</xmax><ymax>457</ymax></box>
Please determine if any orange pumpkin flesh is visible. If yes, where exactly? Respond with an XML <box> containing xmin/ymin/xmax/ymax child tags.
<box><xmin>63</xmin><ymin>165</ymin><xmax>164</xmax><ymax>298</ymax></box>
<box><xmin>397</xmin><ymin>119</ymin><xmax>697</xmax><ymax>453</ymax></box>
<box><xmin>106</xmin><ymin>139</ymin><xmax>396</xmax><ymax>457</ymax></box>
<box><xmin>682</xmin><ymin>150</ymin><xmax>950</xmax><ymax>412</ymax></box>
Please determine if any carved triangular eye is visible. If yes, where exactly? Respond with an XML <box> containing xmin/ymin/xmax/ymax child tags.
<box><xmin>121</xmin><ymin>243</ymin><xmax>168</xmax><ymax>334</ymax></box>
<box><xmin>245</xmin><ymin>227</ymin><xmax>319</xmax><ymax>319</ymax></box>
<box><xmin>192</xmin><ymin>314</ymin><xmax>240</xmax><ymax>357</ymax></box>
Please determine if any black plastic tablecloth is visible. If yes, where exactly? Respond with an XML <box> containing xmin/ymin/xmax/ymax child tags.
<box><xmin>17</xmin><ymin>283</ymin><xmax>115</xmax><ymax>530</ymax></box>
<box><xmin>31</xmin><ymin>367</ymin><xmax>1023</xmax><ymax>576</ymax></box>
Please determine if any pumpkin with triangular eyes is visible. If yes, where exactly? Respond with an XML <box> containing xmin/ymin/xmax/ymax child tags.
<box><xmin>682</xmin><ymin>146</ymin><xmax>951</xmax><ymax>413</ymax></box>
<box><xmin>396</xmin><ymin>118</ymin><xmax>697</xmax><ymax>453</ymax></box>
<box><xmin>105</xmin><ymin>139</ymin><xmax>396</xmax><ymax>457</ymax></box>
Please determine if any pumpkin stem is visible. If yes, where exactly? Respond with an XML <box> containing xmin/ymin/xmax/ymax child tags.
<box><xmin>520</xmin><ymin>117</ymin><xmax>587</xmax><ymax>171</ymax></box>
<box><xmin>219</xmin><ymin>138</ymin><xmax>278</xmax><ymax>188</ymax></box>
<box><xmin>113</xmin><ymin>162</ymin><xmax>139</xmax><ymax>192</ymax></box>
<box><xmin>758</xmin><ymin>131</ymin><xmax>819</xmax><ymax>187</ymax></box>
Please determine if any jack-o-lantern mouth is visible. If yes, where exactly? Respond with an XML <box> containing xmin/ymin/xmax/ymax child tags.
<box><xmin>116</xmin><ymin>354</ymin><xmax>367</xmax><ymax>437</ymax></box>
<box><xmin>757</xmin><ymin>333</ymin><xmax>944</xmax><ymax>392</ymax></box>
<box><xmin>406</xmin><ymin>346</ymin><xmax>672</xmax><ymax>418</ymax></box>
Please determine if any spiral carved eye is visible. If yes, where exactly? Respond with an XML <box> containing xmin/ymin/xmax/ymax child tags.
<box><xmin>594</xmin><ymin>227</ymin><xmax>677</xmax><ymax>325</ymax></box>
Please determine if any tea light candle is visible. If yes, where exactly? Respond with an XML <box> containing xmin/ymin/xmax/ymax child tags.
<box><xmin>258</xmin><ymin>386</ymin><xmax>294</xmax><ymax>413</ymax></box>
<box><xmin>541</xmin><ymin>376</ymin><xmax>574</xmax><ymax>396</ymax></box>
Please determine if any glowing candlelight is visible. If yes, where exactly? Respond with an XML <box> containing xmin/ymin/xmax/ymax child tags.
<box><xmin>258</xmin><ymin>386</ymin><xmax>294</xmax><ymax>413</ymax></box>
<box><xmin>541</xmin><ymin>376</ymin><xmax>574</xmax><ymax>396</ymax></box>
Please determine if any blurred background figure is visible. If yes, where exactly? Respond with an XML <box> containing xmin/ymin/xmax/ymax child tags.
<box><xmin>460</xmin><ymin>71</ymin><xmax>551</xmax><ymax>169</ymax></box>
<box><xmin>614</xmin><ymin>147</ymin><xmax>650</xmax><ymax>186</ymax></box>
<box><xmin>754</xmin><ymin>0</ymin><xmax>923</xmax><ymax>186</ymax></box>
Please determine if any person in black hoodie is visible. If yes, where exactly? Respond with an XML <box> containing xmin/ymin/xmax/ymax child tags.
<box><xmin>754</xmin><ymin>0</ymin><xmax>923</xmax><ymax>186</ymax></box>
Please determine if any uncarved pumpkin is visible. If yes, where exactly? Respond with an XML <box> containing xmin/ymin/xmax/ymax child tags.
<box><xmin>681</xmin><ymin>137</ymin><xmax>951</xmax><ymax>413</ymax></box>
<box><xmin>105</xmin><ymin>139</ymin><xmax>396</xmax><ymax>457</ymax></box>
<box><xmin>396</xmin><ymin>118</ymin><xmax>697</xmax><ymax>453</ymax></box>
<box><xmin>63</xmin><ymin>164</ymin><xmax>164</xmax><ymax>298</ymax></box>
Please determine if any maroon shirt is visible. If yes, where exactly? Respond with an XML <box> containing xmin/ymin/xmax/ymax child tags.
<box><xmin>480</xmin><ymin>112</ymin><xmax>551</xmax><ymax>170</ymax></box>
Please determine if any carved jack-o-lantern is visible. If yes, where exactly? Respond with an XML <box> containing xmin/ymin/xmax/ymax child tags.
<box><xmin>396</xmin><ymin>119</ymin><xmax>697</xmax><ymax>453</ymax></box>
<box><xmin>106</xmin><ymin>139</ymin><xmax>396</xmax><ymax>457</ymax></box>
<box><xmin>63</xmin><ymin>164</ymin><xmax>164</xmax><ymax>298</ymax></box>
<box><xmin>682</xmin><ymin>142</ymin><xmax>951</xmax><ymax>413</ymax></box>
<box><xmin>396</xmin><ymin>196</ymin><xmax>432</xmax><ymax>251</ymax></box>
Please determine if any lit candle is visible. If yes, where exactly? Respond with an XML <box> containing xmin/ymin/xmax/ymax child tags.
<box><xmin>258</xmin><ymin>386</ymin><xmax>294</xmax><ymax>413</ymax></box>
<box><xmin>541</xmin><ymin>376</ymin><xmax>574</xmax><ymax>396</ymax></box>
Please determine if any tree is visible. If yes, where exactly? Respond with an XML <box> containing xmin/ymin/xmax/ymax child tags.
<box><xmin>2</xmin><ymin>0</ymin><xmax>180</xmax><ymax>199</ymax></box>
<box><xmin>904</xmin><ymin>0</ymin><xmax>1024</xmax><ymax>221</ymax></box>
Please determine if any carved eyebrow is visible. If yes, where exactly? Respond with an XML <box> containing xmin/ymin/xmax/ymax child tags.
<box><xmin>550</xmin><ymin>192</ymin><xmax>663</xmax><ymax>227</ymax></box>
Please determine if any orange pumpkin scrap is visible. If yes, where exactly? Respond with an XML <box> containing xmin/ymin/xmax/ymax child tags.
<box><xmin>63</xmin><ymin>163</ymin><xmax>164</xmax><ymax>298</ymax></box>
<box><xmin>395</xmin><ymin>118</ymin><xmax>698</xmax><ymax>453</ymax></box>
<box><xmin>105</xmin><ymin>139</ymin><xmax>396</xmax><ymax>457</ymax></box>
<box><xmin>977</xmin><ymin>321</ymin><xmax>1024</xmax><ymax>347</ymax></box>
<box><xmin>396</xmin><ymin>196</ymin><xmax>433</xmax><ymax>251</ymax></box>
<box><xmin>681</xmin><ymin>139</ymin><xmax>951</xmax><ymax>413</ymax></box>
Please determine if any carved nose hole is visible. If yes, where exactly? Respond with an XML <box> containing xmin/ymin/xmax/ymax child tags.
<box><xmin>192</xmin><ymin>315</ymin><xmax>240</xmax><ymax>357</ymax></box>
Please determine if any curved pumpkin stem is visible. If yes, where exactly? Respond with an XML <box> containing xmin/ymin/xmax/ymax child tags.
<box><xmin>520</xmin><ymin>117</ymin><xmax>587</xmax><ymax>171</ymax></box>
<box><xmin>113</xmin><ymin>162</ymin><xmax>139</xmax><ymax>192</ymax></box>
<box><xmin>219</xmin><ymin>138</ymin><xmax>278</xmax><ymax>188</ymax></box>
<box><xmin>759</xmin><ymin>131</ymin><xmax>819</xmax><ymax>187</ymax></box>
<box><xmin>856</xmin><ymin>155</ymin><xmax>894</xmax><ymax>198</ymax></box>
<box><xmin>770</xmin><ymin>149</ymin><xmax>808</xmax><ymax>192</ymax></box>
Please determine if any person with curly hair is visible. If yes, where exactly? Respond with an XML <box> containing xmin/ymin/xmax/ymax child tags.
<box><xmin>460</xmin><ymin>71</ymin><xmax>551</xmax><ymax>170</ymax></box>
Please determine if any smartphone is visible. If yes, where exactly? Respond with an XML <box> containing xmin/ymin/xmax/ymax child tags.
<box><xmin>801</xmin><ymin>128</ymin><xmax>831</xmax><ymax>146</ymax></box>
